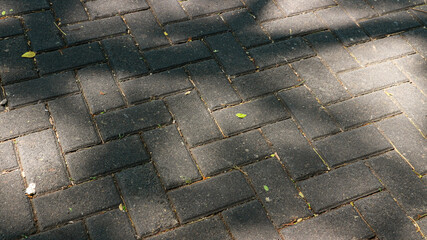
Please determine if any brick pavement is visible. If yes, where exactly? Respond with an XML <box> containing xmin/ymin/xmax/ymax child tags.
<box><xmin>0</xmin><ymin>0</ymin><xmax>426</xmax><ymax>239</ymax></box>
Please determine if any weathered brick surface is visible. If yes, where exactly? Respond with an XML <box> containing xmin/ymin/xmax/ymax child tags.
<box><xmin>27</xmin><ymin>221</ymin><xmax>88</xmax><ymax>240</ymax></box>
<box><xmin>85</xmin><ymin>0</ymin><xmax>149</xmax><ymax>18</ymax></box>
<box><xmin>366</xmin><ymin>0</ymin><xmax>424</xmax><ymax>14</ymax></box>
<box><xmin>51</xmin><ymin>0</ymin><xmax>88</xmax><ymax>25</ymax></box>
<box><xmin>24</xmin><ymin>11</ymin><xmax>63</xmax><ymax>52</ymax></box>
<box><xmin>276</xmin><ymin>0</ymin><xmax>335</xmax><ymax>16</ymax></box>
<box><xmin>0</xmin><ymin>0</ymin><xmax>49</xmax><ymax>15</ymax></box>
<box><xmin>360</xmin><ymin>11</ymin><xmax>421</xmax><ymax>38</ymax></box>
<box><xmin>86</xmin><ymin>210</ymin><xmax>136</xmax><ymax>240</ymax></box>
<box><xmin>0</xmin><ymin>18</ymin><xmax>23</xmax><ymax>38</ymax></box>
<box><xmin>241</xmin><ymin>0</ymin><xmax>283</xmax><ymax>22</ymax></box>
<box><xmin>394</xmin><ymin>54</ymin><xmax>427</xmax><ymax>93</ymax></box>
<box><xmin>334</xmin><ymin>0</ymin><xmax>377</xmax><ymax>20</ymax></box>
<box><xmin>403</xmin><ymin>28</ymin><xmax>427</xmax><ymax>58</ymax></box>
<box><xmin>181</xmin><ymin>0</ymin><xmax>243</xmax><ymax>17</ymax></box>
<box><xmin>146</xmin><ymin>0</ymin><xmax>187</xmax><ymax>24</ymax></box>
<box><xmin>0</xmin><ymin>141</ymin><xmax>17</xmax><ymax>172</ymax></box>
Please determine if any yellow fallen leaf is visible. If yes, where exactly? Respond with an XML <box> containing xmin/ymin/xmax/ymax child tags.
<box><xmin>298</xmin><ymin>192</ymin><xmax>304</xmax><ymax>198</ymax></box>
<box><xmin>21</xmin><ymin>51</ymin><xmax>36</xmax><ymax>58</ymax></box>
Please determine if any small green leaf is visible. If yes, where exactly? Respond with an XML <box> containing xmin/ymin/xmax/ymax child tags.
<box><xmin>213</xmin><ymin>49</ymin><xmax>219</xmax><ymax>53</ymax></box>
<box><xmin>69</xmin><ymin>207</ymin><xmax>72</xmax><ymax>212</ymax></box>
<box><xmin>270</xmin><ymin>154</ymin><xmax>275</xmax><ymax>157</ymax></box>
<box><xmin>2</xmin><ymin>11</ymin><xmax>6</xmax><ymax>16</ymax></box>
<box><xmin>298</xmin><ymin>192</ymin><xmax>304</xmax><ymax>198</ymax></box>
<box><xmin>90</xmin><ymin>176</ymin><xmax>97</xmax><ymax>180</ymax></box>
<box><xmin>9</xmin><ymin>9</ymin><xmax>13</xmax><ymax>12</ymax></box>
<box><xmin>21</xmin><ymin>51</ymin><xmax>36</xmax><ymax>58</ymax></box>
<box><xmin>236</xmin><ymin>113</ymin><xmax>247</xmax><ymax>119</ymax></box>
<box><xmin>263</xmin><ymin>185</ymin><xmax>269</xmax><ymax>192</ymax></box>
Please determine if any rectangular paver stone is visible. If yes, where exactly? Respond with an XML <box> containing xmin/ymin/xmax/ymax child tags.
<box><xmin>85</xmin><ymin>0</ymin><xmax>149</xmax><ymax>18</ymax></box>
<box><xmin>360</xmin><ymin>11</ymin><xmax>421</xmax><ymax>38</ymax></box>
<box><xmin>366</xmin><ymin>0</ymin><xmax>424</xmax><ymax>14</ymax></box>
<box><xmin>0</xmin><ymin>18</ymin><xmax>23</xmax><ymax>38</ymax></box>
<box><xmin>168</xmin><ymin>170</ymin><xmax>254</xmax><ymax>223</ymax></box>
<box><xmin>404</xmin><ymin>28</ymin><xmax>427</xmax><ymax>58</ymax></box>
<box><xmin>241</xmin><ymin>0</ymin><xmax>283</xmax><ymax>22</ymax></box>
<box><xmin>0</xmin><ymin>0</ymin><xmax>49</xmax><ymax>15</ymax></box>
<box><xmin>276</xmin><ymin>0</ymin><xmax>335</xmax><ymax>15</ymax></box>
<box><xmin>28</xmin><ymin>222</ymin><xmax>88</xmax><ymax>240</ymax></box>
<box><xmin>86</xmin><ymin>210</ymin><xmax>136</xmax><ymax>240</ymax></box>
<box><xmin>394</xmin><ymin>54</ymin><xmax>427</xmax><ymax>93</ymax></box>
<box><xmin>299</xmin><ymin>162</ymin><xmax>382</xmax><ymax>213</ymax></box>
<box><xmin>51</xmin><ymin>0</ymin><xmax>88</xmax><ymax>25</ymax></box>
<box><xmin>24</xmin><ymin>11</ymin><xmax>63</xmax><ymax>51</ymax></box>
<box><xmin>334</xmin><ymin>0</ymin><xmax>377</xmax><ymax>20</ymax></box>
<box><xmin>182</xmin><ymin>0</ymin><xmax>243</xmax><ymax>17</ymax></box>
<box><xmin>146</xmin><ymin>0</ymin><xmax>187</xmax><ymax>24</ymax></box>
<box><xmin>0</xmin><ymin>141</ymin><xmax>16</xmax><ymax>172</ymax></box>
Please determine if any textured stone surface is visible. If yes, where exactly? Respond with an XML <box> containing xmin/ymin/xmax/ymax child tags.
<box><xmin>23</xmin><ymin>11</ymin><xmax>63</xmax><ymax>51</ymax></box>
<box><xmin>263</xmin><ymin>13</ymin><xmax>325</xmax><ymax>40</ymax></box>
<box><xmin>334</xmin><ymin>0</ymin><xmax>376</xmax><ymax>20</ymax></box>
<box><xmin>85</xmin><ymin>0</ymin><xmax>149</xmax><ymax>18</ymax></box>
<box><xmin>360</xmin><ymin>11</ymin><xmax>421</xmax><ymax>38</ymax></box>
<box><xmin>241</xmin><ymin>0</ymin><xmax>283</xmax><ymax>22</ymax></box>
<box><xmin>0</xmin><ymin>0</ymin><xmax>48</xmax><ymax>15</ymax></box>
<box><xmin>146</xmin><ymin>0</ymin><xmax>187</xmax><ymax>24</ymax></box>
<box><xmin>0</xmin><ymin>141</ymin><xmax>16</xmax><ymax>172</ymax></box>
<box><xmin>51</xmin><ymin>0</ymin><xmax>88</xmax><ymax>25</ymax></box>
<box><xmin>0</xmin><ymin>18</ymin><xmax>23</xmax><ymax>38</ymax></box>
<box><xmin>86</xmin><ymin>210</ymin><xmax>136</xmax><ymax>240</ymax></box>
<box><xmin>27</xmin><ymin>222</ymin><xmax>88</xmax><ymax>240</ymax></box>
<box><xmin>403</xmin><ymin>28</ymin><xmax>427</xmax><ymax>58</ymax></box>
<box><xmin>366</xmin><ymin>0</ymin><xmax>424</xmax><ymax>14</ymax></box>
<box><xmin>182</xmin><ymin>0</ymin><xmax>243</xmax><ymax>17</ymax></box>
<box><xmin>394</xmin><ymin>54</ymin><xmax>427</xmax><ymax>93</ymax></box>
<box><xmin>276</xmin><ymin>0</ymin><xmax>335</xmax><ymax>15</ymax></box>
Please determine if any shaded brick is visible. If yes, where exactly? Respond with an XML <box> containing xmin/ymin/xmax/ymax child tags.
<box><xmin>314</xmin><ymin>125</ymin><xmax>392</xmax><ymax>167</ymax></box>
<box><xmin>125</xmin><ymin>11</ymin><xmax>169</xmax><ymax>50</ymax></box>
<box><xmin>24</xmin><ymin>11</ymin><xmax>63</xmax><ymax>52</ymax></box>
<box><xmin>28</xmin><ymin>222</ymin><xmax>88</xmax><ymax>240</ymax></box>
<box><xmin>121</xmin><ymin>68</ymin><xmax>191</xmax><ymax>104</ymax></box>
<box><xmin>411</xmin><ymin>6</ymin><xmax>427</xmax><ymax>26</ymax></box>
<box><xmin>0</xmin><ymin>0</ymin><xmax>49</xmax><ymax>15</ymax></box>
<box><xmin>146</xmin><ymin>0</ymin><xmax>187</xmax><ymax>24</ymax></box>
<box><xmin>262</xmin><ymin>120</ymin><xmax>327</xmax><ymax>180</ymax></box>
<box><xmin>165</xmin><ymin>15</ymin><xmax>228</xmax><ymax>43</ymax></box>
<box><xmin>37</xmin><ymin>42</ymin><xmax>105</xmax><ymax>75</ymax></box>
<box><xmin>95</xmin><ymin>100</ymin><xmax>171</xmax><ymax>141</ymax></box>
<box><xmin>205</xmin><ymin>33</ymin><xmax>255</xmax><ymax>76</ymax></box>
<box><xmin>418</xmin><ymin>217</ymin><xmax>427</xmax><ymax>236</ymax></box>
<box><xmin>280</xmin><ymin>205</ymin><xmax>374</xmax><ymax>240</ymax></box>
<box><xmin>223</xmin><ymin>201</ymin><xmax>281</xmax><ymax>240</ymax></box>
<box><xmin>49</xmin><ymin>94</ymin><xmax>100</xmax><ymax>152</ymax></box>
<box><xmin>368</xmin><ymin>152</ymin><xmax>427</xmax><ymax>218</ymax></box>
<box><xmin>276</xmin><ymin>0</ymin><xmax>335</xmax><ymax>15</ymax></box>
<box><xmin>334</xmin><ymin>0</ymin><xmax>377</xmax><ymax>20</ymax></box>
<box><xmin>102</xmin><ymin>35</ymin><xmax>148</xmax><ymax>80</ymax></box>
<box><xmin>66</xmin><ymin>135</ymin><xmax>149</xmax><ymax>182</ymax></box>
<box><xmin>33</xmin><ymin>176</ymin><xmax>121</xmax><ymax>230</ymax></box>
<box><xmin>5</xmin><ymin>71</ymin><xmax>79</xmax><ymax>108</ymax></box>
<box><xmin>186</xmin><ymin>60</ymin><xmax>240</xmax><ymax>109</ymax></box>
<box><xmin>0</xmin><ymin>18</ymin><xmax>23</xmax><ymax>38</ymax></box>
<box><xmin>85</xmin><ymin>0</ymin><xmax>149</xmax><ymax>18</ymax></box>
<box><xmin>355</xmin><ymin>192</ymin><xmax>423</xmax><ymax>240</ymax></box>
<box><xmin>17</xmin><ymin>129</ymin><xmax>69</xmax><ymax>193</ymax></box>
<box><xmin>366</xmin><ymin>0</ymin><xmax>424</xmax><ymax>14</ymax></box>
<box><xmin>0</xmin><ymin>141</ymin><xmax>17</xmax><ymax>172</ymax></box>
<box><xmin>116</xmin><ymin>164</ymin><xmax>178</xmax><ymax>236</ymax></box>
<box><xmin>77</xmin><ymin>64</ymin><xmax>124</xmax><ymax>114</ymax></box>
<box><xmin>299</xmin><ymin>162</ymin><xmax>381</xmax><ymax>213</ymax></box>
<box><xmin>86</xmin><ymin>210</ymin><xmax>136</xmax><ymax>240</ymax></box>
<box><xmin>376</xmin><ymin>115</ymin><xmax>427</xmax><ymax>174</ymax></box>
<box><xmin>168</xmin><ymin>170</ymin><xmax>254</xmax><ymax>223</ymax></box>
<box><xmin>233</xmin><ymin>65</ymin><xmax>299</xmax><ymax>100</ymax></box>
<box><xmin>279</xmin><ymin>86</ymin><xmax>340</xmax><ymax>139</ymax></box>
<box><xmin>213</xmin><ymin>95</ymin><xmax>290</xmax><ymax>136</ymax></box>
<box><xmin>182</xmin><ymin>0</ymin><xmax>243</xmax><ymax>17</ymax></box>
<box><xmin>52</xmin><ymin>0</ymin><xmax>88</xmax><ymax>25</ymax></box>
<box><xmin>338</xmin><ymin>62</ymin><xmax>408</xmax><ymax>95</ymax></box>
<box><xmin>248</xmin><ymin>37</ymin><xmax>315</xmax><ymax>69</ymax></box>
<box><xmin>360</xmin><ymin>11</ymin><xmax>420</xmax><ymax>38</ymax></box>
<box><xmin>143</xmin><ymin>125</ymin><xmax>201</xmax><ymax>189</ymax></box>
<box><xmin>327</xmin><ymin>91</ymin><xmax>400</xmax><ymax>129</ymax></box>
<box><xmin>191</xmin><ymin>130</ymin><xmax>272</xmax><ymax>176</ymax></box>
<box><xmin>144</xmin><ymin>41</ymin><xmax>211</xmax><ymax>71</ymax></box>
<box><xmin>0</xmin><ymin>104</ymin><xmax>50</xmax><ymax>141</ymax></box>
<box><xmin>292</xmin><ymin>57</ymin><xmax>350</xmax><ymax>104</ymax></box>
<box><xmin>222</xmin><ymin>9</ymin><xmax>270</xmax><ymax>48</ymax></box>
<box><xmin>305</xmin><ymin>31</ymin><xmax>359</xmax><ymax>72</ymax></box>
<box><xmin>165</xmin><ymin>91</ymin><xmax>222</xmax><ymax>146</ymax></box>
<box><xmin>241</xmin><ymin>0</ymin><xmax>283</xmax><ymax>22</ymax></box>
<box><xmin>348</xmin><ymin>35</ymin><xmax>414</xmax><ymax>65</ymax></box>
<box><xmin>244</xmin><ymin>159</ymin><xmax>312</xmax><ymax>226</ymax></box>
<box><xmin>403</xmin><ymin>28</ymin><xmax>427</xmax><ymax>58</ymax></box>
<box><xmin>394</xmin><ymin>54</ymin><xmax>427</xmax><ymax>93</ymax></box>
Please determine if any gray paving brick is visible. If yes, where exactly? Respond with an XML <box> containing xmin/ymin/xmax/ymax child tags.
<box><xmin>222</xmin><ymin>9</ymin><xmax>270</xmax><ymax>48</ymax></box>
<box><xmin>146</xmin><ymin>216</ymin><xmax>231</xmax><ymax>240</ymax></box>
<box><xmin>366</xmin><ymin>0</ymin><xmax>424</xmax><ymax>14</ymax></box>
<box><xmin>121</xmin><ymin>68</ymin><xmax>191</xmax><ymax>104</ymax></box>
<box><xmin>168</xmin><ymin>170</ymin><xmax>254</xmax><ymax>223</ymax></box>
<box><xmin>299</xmin><ymin>162</ymin><xmax>381</xmax><ymax>213</ymax></box>
<box><xmin>334</xmin><ymin>0</ymin><xmax>377</xmax><ymax>20</ymax></box>
<box><xmin>143</xmin><ymin>125</ymin><xmax>201</xmax><ymax>189</ymax></box>
<box><xmin>85</xmin><ymin>0</ymin><xmax>149</xmax><ymax>18</ymax></box>
<box><xmin>66</xmin><ymin>135</ymin><xmax>149</xmax><ymax>182</ymax></box>
<box><xmin>386</xmin><ymin>83</ymin><xmax>426</xmax><ymax>135</ymax></box>
<box><xmin>403</xmin><ymin>28</ymin><xmax>427</xmax><ymax>58</ymax></box>
<box><xmin>49</xmin><ymin>94</ymin><xmax>100</xmax><ymax>152</ymax></box>
<box><xmin>376</xmin><ymin>115</ymin><xmax>427</xmax><ymax>175</ymax></box>
<box><xmin>338</xmin><ymin>62</ymin><xmax>408</xmax><ymax>95</ymax></box>
<box><xmin>182</xmin><ymin>0</ymin><xmax>243</xmax><ymax>17</ymax></box>
<box><xmin>244</xmin><ymin>159</ymin><xmax>312</xmax><ymax>226</ymax></box>
<box><xmin>279</xmin><ymin>86</ymin><xmax>340</xmax><ymax>139</ymax></box>
<box><xmin>418</xmin><ymin>217</ymin><xmax>427</xmax><ymax>238</ymax></box>
<box><xmin>292</xmin><ymin>57</ymin><xmax>350</xmax><ymax>104</ymax></box>
<box><xmin>165</xmin><ymin>15</ymin><xmax>228</xmax><ymax>43</ymax></box>
<box><xmin>0</xmin><ymin>141</ymin><xmax>16</xmax><ymax>172</ymax></box>
<box><xmin>241</xmin><ymin>0</ymin><xmax>283</xmax><ymax>22</ymax></box>
<box><xmin>205</xmin><ymin>33</ymin><xmax>255</xmax><ymax>76</ymax></box>
<box><xmin>0</xmin><ymin>18</ymin><xmax>23</xmax><ymax>38</ymax></box>
<box><xmin>116</xmin><ymin>164</ymin><xmax>178</xmax><ymax>237</ymax></box>
<box><xmin>0</xmin><ymin>0</ymin><xmax>49</xmax><ymax>15</ymax></box>
<box><xmin>248</xmin><ymin>37</ymin><xmax>315</xmax><ymax>69</ymax></box>
<box><xmin>368</xmin><ymin>152</ymin><xmax>427</xmax><ymax>218</ymax></box>
<box><xmin>23</xmin><ymin>11</ymin><xmax>63</xmax><ymax>52</ymax></box>
<box><xmin>354</xmin><ymin>192</ymin><xmax>424</xmax><ymax>240</ymax></box>
<box><xmin>223</xmin><ymin>200</ymin><xmax>281</xmax><ymax>240</ymax></box>
<box><xmin>186</xmin><ymin>60</ymin><xmax>240</xmax><ymax>109</ymax></box>
<box><xmin>233</xmin><ymin>65</ymin><xmax>299</xmax><ymax>100</ymax></box>
<box><xmin>33</xmin><ymin>176</ymin><xmax>121</xmax><ymax>230</ymax></box>
<box><xmin>64</xmin><ymin>16</ymin><xmax>127</xmax><ymax>45</ymax></box>
<box><xmin>262</xmin><ymin>120</ymin><xmax>327</xmax><ymax>180</ymax></box>
<box><xmin>262</xmin><ymin>13</ymin><xmax>325</xmax><ymax>40</ymax></box>
<box><xmin>360</xmin><ymin>11</ymin><xmax>421</xmax><ymax>38</ymax></box>
<box><xmin>146</xmin><ymin>0</ymin><xmax>187</xmax><ymax>24</ymax></box>
<box><xmin>144</xmin><ymin>40</ymin><xmax>211</xmax><ymax>71</ymax></box>
<box><xmin>125</xmin><ymin>11</ymin><xmax>169</xmax><ymax>50</ymax></box>
<box><xmin>165</xmin><ymin>91</ymin><xmax>222</xmax><ymax>146</ymax></box>
<box><xmin>86</xmin><ymin>210</ymin><xmax>136</xmax><ymax>240</ymax></box>
<box><xmin>280</xmin><ymin>205</ymin><xmax>374</xmax><ymax>240</ymax></box>
<box><xmin>27</xmin><ymin>222</ymin><xmax>88</xmax><ymax>240</ymax></box>
<box><xmin>5</xmin><ymin>71</ymin><xmax>79</xmax><ymax>108</ymax></box>
<box><xmin>37</xmin><ymin>42</ymin><xmax>105</xmax><ymax>75</ymax></box>
<box><xmin>0</xmin><ymin>36</ymin><xmax>37</xmax><ymax>84</ymax></box>
<box><xmin>0</xmin><ymin>171</ymin><xmax>35</xmax><ymax>239</ymax></box>
<box><xmin>316</xmin><ymin>6</ymin><xmax>369</xmax><ymax>46</ymax></box>
<box><xmin>17</xmin><ymin>129</ymin><xmax>69</xmax><ymax>193</ymax></box>
<box><xmin>394</xmin><ymin>54</ymin><xmax>427</xmax><ymax>93</ymax></box>
<box><xmin>95</xmin><ymin>100</ymin><xmax>171</xmax><ymax>141</ymax></box>
<box><xmin>213</xmin><ymin>95</ymin><xmax>290</xmax><ymax>136</ymax></box>
<box><xmin>51</xmin><ymin>0</ymin><xmax>88</xmax><ymax>25</ymax></box>
<box><xmin>77</xmin><ymin>64</ymin><xmax>124</xmax><ymax>114</ymax></box>
<box><xmin>0</xmin><ymin>104</ymin><xmax>50</xmax><ymax>141</ymax></box>
<box><xmin>348</xmin><ymin>35</ymin><xmax>414</xmax><ymax>66</ymax></box>
<box><xmin>276</xmin><ymin>0</ymin><xmax>335</xmax><ymax>15</ymax></box>
<box><xmin>102</xmin><ymin>35</ymin><xmax>148</xmax><ymax>80</ymax></box>
<box><xmin>191</xmin><ymin>130</ymin><xmax>272</xmax><ymax>176</ymax></box>
<box><xmin>314</xmin><ymin>125</ymin><xmax>392</xmax><ymax>167</ymax></box>
<box><xmin>327</xmin><ymin>91</ymin><xmax>400</xmax><ymax>129</ymax></box>
<box><xmin>411</xmin><ymin>6</ymin><xmax>427</xmax><ymax>26</ymax></box>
